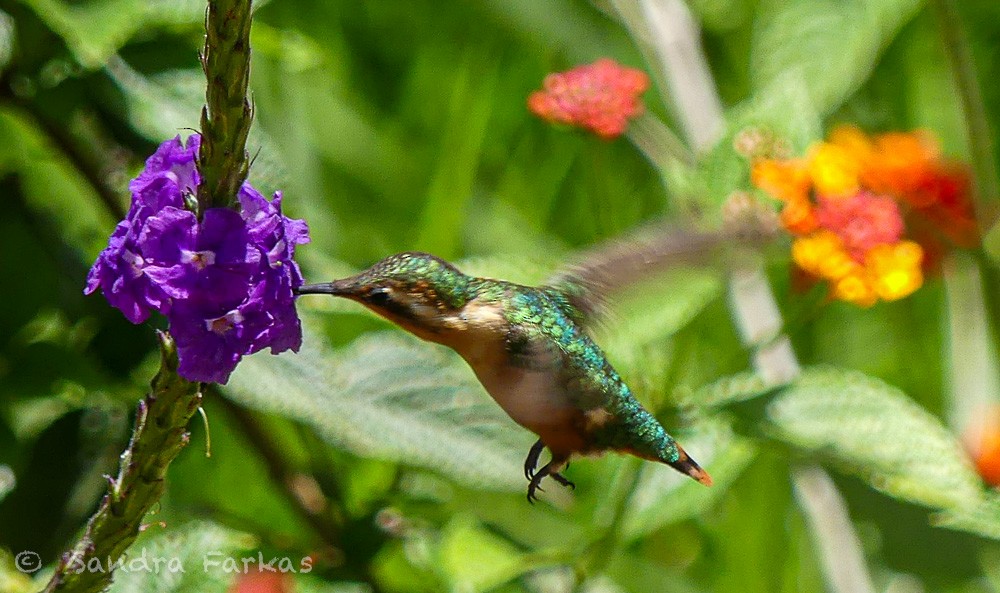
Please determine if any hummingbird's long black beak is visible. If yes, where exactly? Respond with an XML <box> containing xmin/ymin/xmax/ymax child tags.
<box><xmin>294</xmin><ymin>280</ymin><xmax>354</xmax><ymax>296</ymax></box>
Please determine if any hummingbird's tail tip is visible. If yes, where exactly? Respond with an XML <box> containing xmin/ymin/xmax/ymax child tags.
<box><xmin>669</xmin><ymin>446</ymin><xmax>714</xmax><ymax>487</ymax></box>
<box><xmin>688</xmin><ymin>465</ymin><xmax>714</xmax><ymax>487</ymax></box>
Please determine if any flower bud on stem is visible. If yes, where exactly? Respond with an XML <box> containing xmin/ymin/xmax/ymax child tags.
<box><xmin>43</xmin><ymin>334</ymin><xmax>201</xmax><ymax>593</ymax></box>
<box><xmin>197</xmin><ymin>0</ymin><xmax>254</xmax><ymax>213</ymax></box>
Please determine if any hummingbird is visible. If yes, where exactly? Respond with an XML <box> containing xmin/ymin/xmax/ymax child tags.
<box><xmin>295</xmin><ymin>227</ymin><xmax>731</xmax><ymax>501</ymax></box>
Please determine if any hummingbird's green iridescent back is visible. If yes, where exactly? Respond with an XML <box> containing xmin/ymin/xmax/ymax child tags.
<box><xmin>482</xmin><ymin>282</ymin><xmax>682</xmax><ymax>465</ymax></box>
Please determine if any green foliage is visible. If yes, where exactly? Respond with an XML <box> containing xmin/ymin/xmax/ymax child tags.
<box><xmin>107</xmin><ymin>521</ymin><xmax>253</xmax><ymax>593</ymax></box>
<box><xmin>764</xmin><ymin>367</ymin><xmax>983</xmax><ymax>509</ymax></box>
<box><xmin>224</xmin><ymin>328</ymin><xmax>529</xmax><ymax>491</ymax></box>
<box><xmin>750</xmin><ymin>0</ymin><xmax>925</xmax><ymax>116</ymax></box>
<box><xmin>4</xmin><ymin>0</ymin><xmax>1000</xmax><ymax>592</ymax></box>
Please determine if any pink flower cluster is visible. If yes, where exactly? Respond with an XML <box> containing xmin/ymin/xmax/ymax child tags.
<box><xmin>528</xmin><ymin>59</ymin><xmax>649</xmax><ymax>139</ymax></box>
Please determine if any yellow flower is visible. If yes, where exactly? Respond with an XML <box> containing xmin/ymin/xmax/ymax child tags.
<box><xmin>818</xmin><ymin>247</ymin><xmax>860</xmax><ymax>281</ymax></box>
<box><xmin>866</xmin><ymin>241</ymin><xmax>924</xmax><ymax>301</ymax></box>
<box><xmin>792</xmin><ymin>231</ymin><xmax>847</xmax><ymax>277</ymax></box>
<box><xmin>808</xmin><ymin>142</ymin><xmax>861</xmax><ymax>197</ymax></box>
<box><xmin>833</xmin><ymin>273</ymin><xmax>878</xmax><ymax>307</ymax></box>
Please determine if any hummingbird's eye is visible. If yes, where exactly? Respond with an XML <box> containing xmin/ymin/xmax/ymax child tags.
<box><xmin>367</xmin><ymin>287</ymin><xmax>393</xmax><ymax>306</ymax></box>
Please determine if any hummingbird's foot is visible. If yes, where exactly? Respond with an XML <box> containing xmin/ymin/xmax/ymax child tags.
<box><xmin>526</xmin><ymin>471</ymin><xmax>546</xmax><ymax>504</ymax></box>
<box><xmin>526</xmin><ymin>455</ymin><xmax>571</xmax><ymax>504</ymax></box>
<box><xmin>549</xmin><ymin>472</ymin><xmax>575</xmax><ymax>490</ymax></box>
<box><xmin>524</xmin><ymin>439</ymin><xmax>545</xmax><ymax>480</ymax></box>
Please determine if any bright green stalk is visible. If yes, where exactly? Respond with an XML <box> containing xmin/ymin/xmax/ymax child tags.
<box><xmin>932</xmin><ymin>0</ymin><xmax>999</xmax><ymax>224</ymax></box>
<box><xmin>43</xmin><ymin>333</ymin><xmax>201</xmax><ymax>593</ymax></box>
<box><xmin>197</xmin><ymin>0</ymin><xmax>254</xmax><ymax>212</ymax></box>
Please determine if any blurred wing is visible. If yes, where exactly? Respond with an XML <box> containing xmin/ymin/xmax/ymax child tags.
<box><xmin>543</xmin><ymin>223</ymin><xmax>753</xmax><ymax>324</ymax></box>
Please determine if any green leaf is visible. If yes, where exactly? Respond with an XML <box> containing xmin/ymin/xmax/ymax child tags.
<box><xmin>765</xmin><ymin>367</ymin><xmax>983</xmax><ymax>509</ymax></box>
<box><xmin>105</xmin><ymin>62</ymin><xmax>288</xmax><ymax>201</ymax></box>
<box><xmin>686</xmin><ymin>371</ymin><xmax>772</xmax><ymax>409</ymax></box>
<box><xmin>107</xmin><ymin>521</ymin><xmax>254</xmax><ymax>593</ymax></box>
<box><xmin>726</xmin><ymin>72</ymin><xmax>823</xmax><ymax>153</ymax></box>
<box><xmin>168</xmin><ymin>399</ymin><xmax>316</xmax><ymax>546</ymax></box>
<box><xmin>105</xmin><ymin>62</ymin><xmax>202</xmax><ymax>148</ymax></box>
<box><xmin>414</xmin><ymin>53</ymin><xmax>499</xmax><ymax>259</ymax></box>
<box><xmin>936</xmin><ymin>492</ymin><xmax>1000</xmax><ymax>541</ymax></box>
<box><xmin>223</xmin><ymin>327</ymin><xmax>528</xmax><ymax>491</ymax></box>
<box><xmin>20</xmin><ymin>0</ymin><xmax>203</xmax><ymax>69</ymax></box>
<box><xmin>0</xmin><ymin>109</ymin><xmax>117</xmax><ymax>258</ymax></box>
<box><xmin>606</xmin><ymin>549</ymin><xmax>705</xmax><ymax>593</ymax></box>
<box><xmin>750</xmin><ymin>0</ymin><xmax>924</xmax><ymax>116</ymax></box>
<box><xmin>620</xmin><ymin>419</ymin><xmax>755</xmax><ymax>541</ymax></box>
<box><xmin>436</xmin><ymin>515</ymin><xmax>529</xmax><ymax>592</ymax></box>
<box><xmin>105</xmin><ymin>520</ymin><xmax>360</xmax><ymax>593</ymax></box>
<box><xmin>22</xmin><ymin>0</ymin><xmax>146</xmax><ymax>67</ymax></box>
<box><xmin>457</xmin><ymin>254</ymin><xmax>561</xmax><ymax>287</ymax></box>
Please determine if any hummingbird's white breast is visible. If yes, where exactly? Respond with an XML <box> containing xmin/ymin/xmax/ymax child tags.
<box><xmin>445</xmin><ymin>299</ymin><xmax>579</xmax><ymax>444</ymax></box>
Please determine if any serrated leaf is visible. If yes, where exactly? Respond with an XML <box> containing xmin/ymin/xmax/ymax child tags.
<box><xmin>766</xmin><ymin>367</ymin><xmax>983</xmax><ymax>509</ymax></box>
<box><xmin>936</xmin><ymin>492</ymin><xmax>1000</xmax><ymax>541</ymax></box>
<box><xmin>686</xmin><ymin>371</ymin><xmax>772</xmax><ymax>409</ymax></box>
<box><xmin>750</xmin><ymin>0</ymin><xmax>924</xmax><ymax>116</ymax></box>
<box><xmin>223</xmin><ymin>328</ymin><xmax>528</xmax><ymax>491</ymax></box>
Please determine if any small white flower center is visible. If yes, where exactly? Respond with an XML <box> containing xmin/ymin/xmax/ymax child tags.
<box><xmin>205</xmin><ymin>310</ymin><xmax>243</xmax><ymax>335</ymax></box>
<box><xmin>182</xmin><ymin>249</ymin><xmax>216</xmax><ymax>270</ymax></box>
<box><xmin>123</xmin><ymin>249</ymin><xmax>145</xmax><ymax>278</ymax></box>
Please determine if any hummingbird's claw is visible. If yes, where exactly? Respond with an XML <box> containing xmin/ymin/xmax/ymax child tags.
<box><xmin>525</xmin><ymin>455</ymin><xmax>571</xmax><ymax>503</ymax></box>
<box><xmin>550</xmin><ymin>472</ymin><xmax>575</xmax><ymax>490</ymax></box>
<box><xmin>524</xmin><ymin>439</ymin><xmax>545</xmax><ymax>481</ymax></box>
<box><xmin>526</xmin><ymin>482</ymin><xmax>545</xmax><ymax>504</ymax></box>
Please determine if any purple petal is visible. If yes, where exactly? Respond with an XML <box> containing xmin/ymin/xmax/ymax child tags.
<box><xmin>130</xmin><ymin>135</ymin><xmax>201</xmax><ymax>200</ymax></box>
<box><xmin>199</xmin><ymin>208</ymin><xmax>253</xmax><ymax>264</ymax></box>
<box><xmin>138</xmin><ymin>207</ymin><xmax>198</xmax><ymax>265</ymax></box>
<box><xmin>144</xmin><ymin>265</ymin><xmax>192</xmax><ymax>299</ymax></box>
<box><xmin>170</xmin><ymin>305</ymin><xmax>244</xmax><ymax>384</ymax></box>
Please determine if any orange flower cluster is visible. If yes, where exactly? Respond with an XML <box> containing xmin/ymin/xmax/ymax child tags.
<box><xmin>750</xmin><ymin>126</ymin><xmax>978</xmax><ymax>307</ymax></box>
<box><xmin>528</xmin><ymin>59</ymin><xmax>649</xmax><ymax>139</ymax></box>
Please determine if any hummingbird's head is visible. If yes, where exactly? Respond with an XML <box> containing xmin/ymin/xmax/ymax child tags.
<box><xmin>296</xmin><ymin>252</ymin><xmax>472</xmax><ymax>342</ymax></box>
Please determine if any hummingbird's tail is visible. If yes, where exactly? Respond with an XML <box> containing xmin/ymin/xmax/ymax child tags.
<box><xmin>668</xmin><ymin>444</ymin><xmax>713</xmax><ymax>486</ymax></box>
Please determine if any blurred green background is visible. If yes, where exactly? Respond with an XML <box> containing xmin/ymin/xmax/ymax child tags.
<box><xmin>2</xmin><ymin>1</ymin><xmax>1000</xmax><ymax>592</ymax></box>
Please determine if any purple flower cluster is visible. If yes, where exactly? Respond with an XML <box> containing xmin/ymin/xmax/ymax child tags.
<box><xmin>85</xmin><ymin>135</ymin><xmax>310</xmax><ymax>383</ymax></box>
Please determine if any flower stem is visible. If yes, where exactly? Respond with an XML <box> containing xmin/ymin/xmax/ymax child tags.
<box><xmin>197</xmin><ymin>0</ymin><xmax>254</xmax><ymax>213</ymax></box>
<box><xmin>627</xmin><ymin>2</ymin><xmax>876</xmax><ymax>592</ymax></box>
<box><xmin>43</xmin><ymin>332</ymin><xmax>201</xmax><ymax>593</ymax></box>
<box><xmin>625</xmin><ymin>112</ymin><xmax>695</xmax><ymax>171</ymax></box>
<box><xmin>931</xmin><ymin>0</ymin><xmax>999</xmax><ymax>228</ymax></box>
